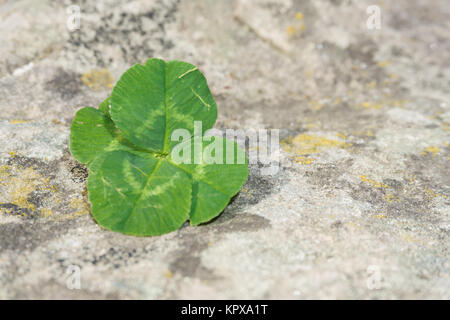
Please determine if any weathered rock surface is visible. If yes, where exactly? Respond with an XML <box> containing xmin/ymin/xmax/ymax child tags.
<box><xmin>0</xmin><ymin>0</ymin><xmax>448</xmax><ymax>299</ymax></box>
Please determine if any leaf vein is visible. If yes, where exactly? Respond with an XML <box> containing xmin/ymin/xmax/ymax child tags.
<box><xmin>191</xmin><ymin>87</ymin><xmax>211</xmax><ymax>110</ymax></box>
<box><xmin>178</xmin><ymin>67</ymin><xmax>198</xmax><ymax>79</ymax></box>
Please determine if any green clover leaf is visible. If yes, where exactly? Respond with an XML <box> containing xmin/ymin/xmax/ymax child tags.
<box><xmin>70</xmin><ymin>58</ymin><xmax>248</xmax><ymax>236</ymax></box>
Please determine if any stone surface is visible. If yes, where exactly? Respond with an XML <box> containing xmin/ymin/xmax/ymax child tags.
<box><xmin>0</xmin><ymin>0</ymin><xmax>449</xmax><ymax>299</ymax></box>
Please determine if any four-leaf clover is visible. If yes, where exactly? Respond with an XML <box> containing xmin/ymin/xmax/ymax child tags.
<box><xmin>70</xmin><ymin>58</ymin><xmax>248</xmax><ymax>236</ymax></box>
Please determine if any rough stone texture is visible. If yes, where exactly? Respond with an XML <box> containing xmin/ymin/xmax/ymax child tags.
<box><xmin>0</xmin><ymin>0</ymin><xmax>449</xmax><ymax>299</ymax></box>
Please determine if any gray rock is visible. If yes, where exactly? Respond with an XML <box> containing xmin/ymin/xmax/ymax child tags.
<box><xmin>0</xmin><ymin>0</ymin><xmax>448</xmax><ymax>299</ymax></box>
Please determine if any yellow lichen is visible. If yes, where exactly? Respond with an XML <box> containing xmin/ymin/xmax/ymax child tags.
<box><xmin>0</xmin><ymin>207</ymin><xmax>11</xmax><ymax>215</ymax></box>
<box><xmin>421</xmin><ymin>146</ymin><xmax>440</xmax><ymax>157</ymax></box>
<box><xmin>286</xmin><ymin>25</ymin><xmax>296</xmax><ymax>36</ymax></box>
<box><xmin>389</xmin><ymin>73</ymin><xmax>399</xmax><ymax>80</ymax></box>
<box><xmin>0</xmin><ymin>164</ymin><xmax>60</xmax><ymax>218</ymax></box>
<box><xmin>0</xmin><ymin>165</ymin><xmax>10</xmax><ymax>184</ymax></box>
<box><xmin>282</xmin><ymin>134</ymin><xmax>352</xmax><ymax>156</ymax></box>
<box><xmin>344</xmin><ymin>222</ymin><xmax>358</xmax><ymax>230</ymax></box>
<box><xmin>295</xmin><ymin>156</ymin><xmax>315</xmax><ymax>165</ymax></box>
<box><xmin>389</xmin><ymin>99</ymin><xmax>407</xmax><ymax>108</ymax></box>
<box><xmin>69</xmin><ymin>197</ymin><xmax>90</xmax><ymax>217</ymax></box>
<box><xmin>372</xmin><ymin>214</ymin><xmax>387</xmax><ymax>219</ymax></box>
<box><xmin>40</xmin><ymin>208</ymin><xmax>54</xmax><ymax>218</ymax></box>
<box><xmin>40</xmin><ymin>177</ymin><xmax>58</xmax><ymax>193</ymax></box>
<box><xmin>351</xmin><ymin>129</ymin><xmax>374</xmax><ymax>137</ymax></box>
<box><xmin>51</xmin><ymin>119</ymin><xmax>64</xmax><ymax>125</ymax></box>
<box><xmin>10</xmin><ymin>119</ymin><xmax>31</xmax><ymax>124</ymax></box>
<box><xmin>360</xmin><ymin>175</ymin><xmax>390</xmax><ymax>189</ymax></box>
<box><xmin>377</xmin><ymin>61</ymin><xmax>391</xmax><ymax>68</ymax></box>
<box><xmin>286</xmin><ymin>24</ymin><xmax>305</xmax><ymax>37</ymax></box>
<box><xmin>358</xmin><ymin>99</ymin><xmax>406</xmax><ymax>111</ymax></box>
<box><xmin>423</xmin><ymin>187</ymin><xmax>447</xmax><ymax>200</ymax></box>
<box><xmin>442</xmin><ymin>123</ymin><xmax>449</xmax><ymax>132</ymax></box>
<box><xmin>286</xmin><ymin>12</ymin><xmax>306</xmax><ymax>38</ymax></box>
<box><xmin>401</xmin><ymin>232</ymin><xmax>419</xmax><ymax>243</ymax></box>
<box><xmin>309</xmin><ymin>100</ymin><xmax>323</xmax><ymax>111</ymax></box>
<box><xmin>360</xmin><ymin>102</ymin><xmax>383</xmax><ymax>110</ymax></box>
<box><xmin>0</xmin><ymin>163</ymin><xmax>91</xmax><ymax>221</ymax></box>
<box><xmin>0</xmin><ymin>166</ymin><xmax>42</xmax><ymax>212</ymax></box>
<box><xmin>384</xmin><ymin>193</ymin><xmax>399</xmax><ymax>203</ymax></box>
<box><xmin>81</xmin><ymin>69</ymin><xmax>114</xmax><ymax>91</ymax></box>
<box><xmin>366</xmin><ymin>81</ymin><xmax>377</xmax><ymax>89</ymax></box>
<box><xmin>164</xmin><ymin>270</ymin><xmax>174</xmax><ymax>279</ymax></box>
